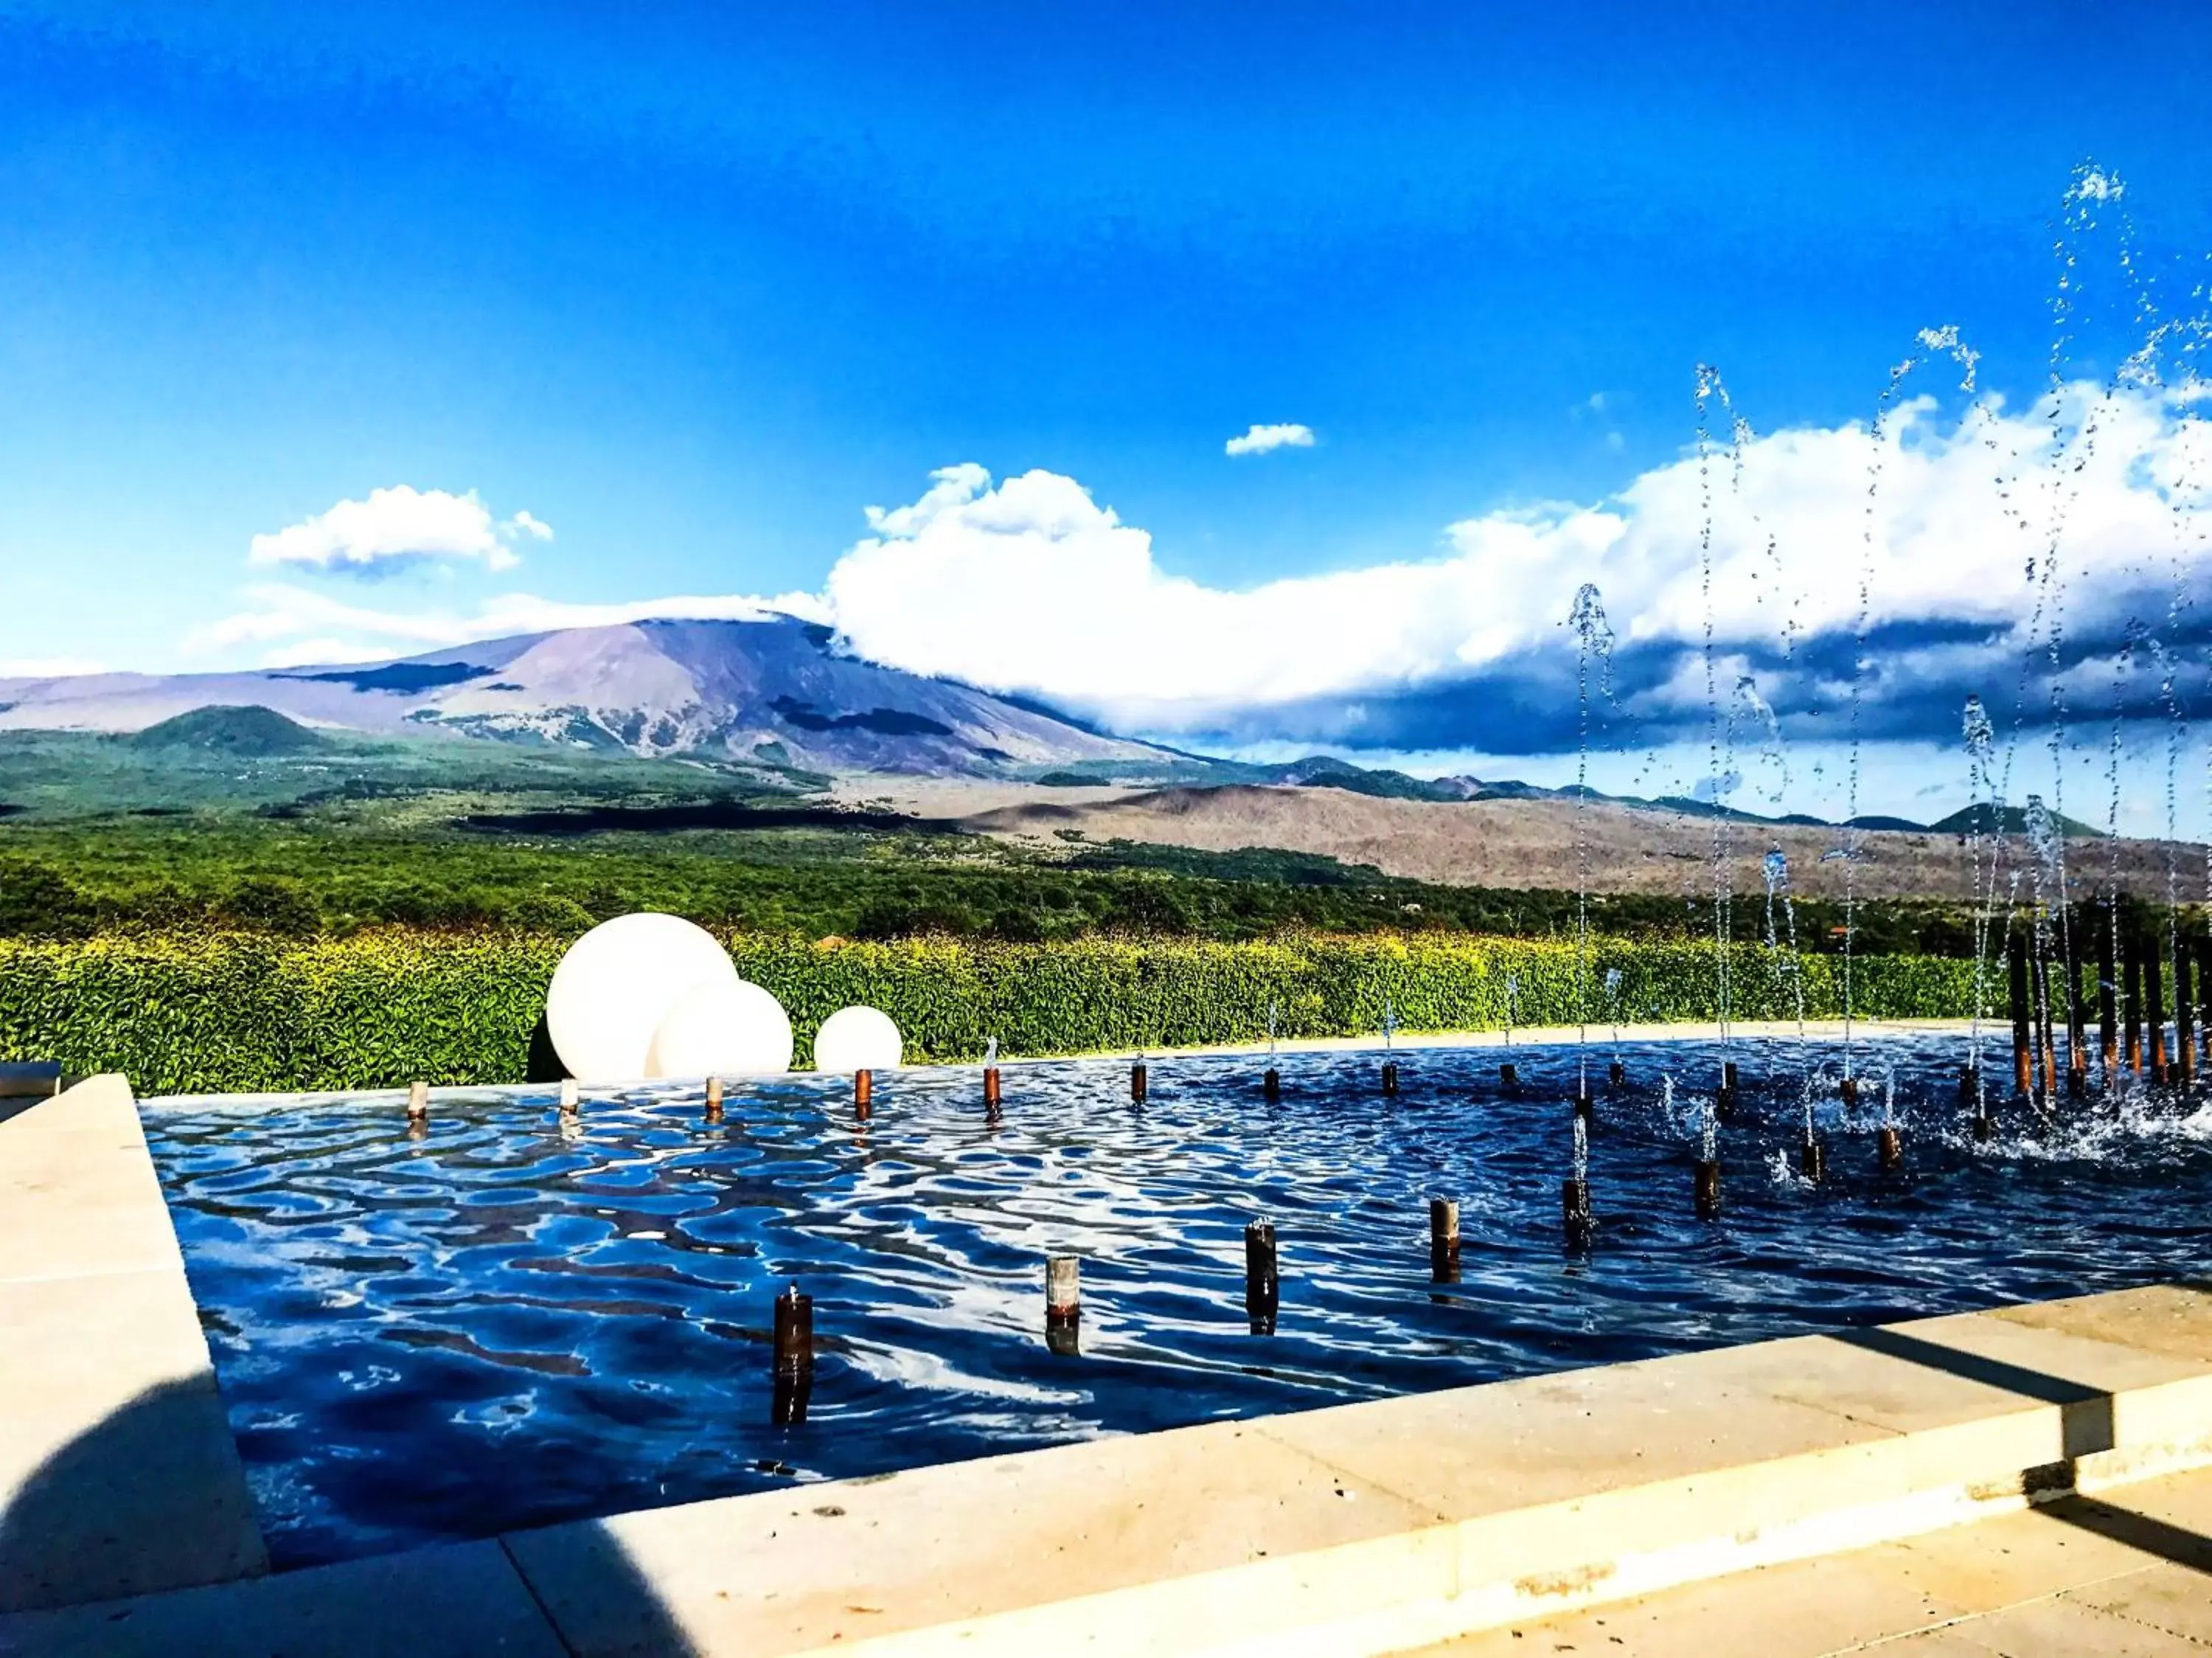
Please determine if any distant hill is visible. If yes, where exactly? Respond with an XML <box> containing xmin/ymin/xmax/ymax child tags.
<box><xmin>1034</xmin><ymin>752</ymin><xmax>1475</xmax><ymax>802</ymax></box>
<box><xmin>126</xmin><ymin>705</ymin><xmax>330</xmax><ymax>757</ymax></box>
<box><xmin>0</xmin><ymin>616</ymin><xmax>1174</xmax><ymax>781</ymax></box>
<box><xmin>1928</xmin><ymin>803</ymin><xmax>2104</xmax><ymax>839</ymax></box>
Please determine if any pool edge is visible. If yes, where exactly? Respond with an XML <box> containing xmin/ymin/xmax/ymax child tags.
<box><xmin>0</xmin><ymin>1073</ymin><xmax>269</xmax><ymax>1614</ymax></box>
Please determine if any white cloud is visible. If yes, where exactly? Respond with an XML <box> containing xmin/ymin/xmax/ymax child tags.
<box><xmin>248</xmin><ymin>486</ymin><xmax>548</xmax><ymax>573</ymax></box>
<box><xmin>0</xmin><ymin>656</ymin><xmax>106</xmax><ymax>680</ymax></box>
<box><xmin>188</xmin><ymin>583</ymin><xmax>830</xmax><ymax>662</ymax></box>
<box><xmin>1224</xmin><ymin>423</ymin><xmax>1316</xmax><ymax>457</ymax></box>
<box><xmin>822</xmin><ymin>381</ymin><xmax>2212</xmax><ymax>740</ymax></box>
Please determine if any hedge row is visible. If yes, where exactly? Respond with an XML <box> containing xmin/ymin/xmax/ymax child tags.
<box><xmin>0</xmin><ymin>929</ymin><xmax>1986</xmax><ymax>1096</ymax></box>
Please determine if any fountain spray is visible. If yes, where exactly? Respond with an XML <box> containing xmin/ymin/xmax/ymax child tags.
<box><xmin>1500</xmin><ymin>972</ymin><xmax>1520</xmax><ymax>1089</ymax></box>
<box><xmin>1562</xmin><ymin>1111</ymin><xmax>1593</xmax><ymax>1247</ymax></box>
<box><xmin>1686</xmin><ymin>1076</ymin><xmax>1722</xmax><ymax>1219</ymax></box>
<box><xmin>1604</xmin><ymin>965</ymin><xmax>1626</xmax><ymax>1087</ymax></box>
<box><xmin>2150</xmin><ymin>633</ymin><xmax>2196</xmax><ymax>1087</ymax></box>
<box><xmin>1851</xmin><ymin>325</ymin><xmax>1983</xmax><ymax>1092</ymax></box>
<box><xmin>1569</xmin><ymin>583</ymin><xmax>1613</xmax><ymax>1121</ymax></box>
<box><xmin>1989</xmin><ymin>166</ymin><xmax>2152</xmax><ymax>1124</ymax></box>
<box><xmin>1692</xmin><ymin>367</ymin><xmax>1736</xmax><ymax>1076</ymax></box>
<box><xmin>1963</xmin><ymin>696</ymin><xmax>2002</xmax><ymax>1109</ymax></box>
<box><xmin>1763</xmin><ymin>846</ymin><xmax>1809</xmax><ymax>1072</ymax></box>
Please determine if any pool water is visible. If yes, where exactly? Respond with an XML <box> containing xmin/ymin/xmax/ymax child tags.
<box><xmin>144</xmin><ymin>1035</ymin><xmax>2212</xmax><ymax>1567</ymax></box>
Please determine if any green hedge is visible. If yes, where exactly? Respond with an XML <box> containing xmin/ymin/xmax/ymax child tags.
<box><xmin>0</xmin><ymin>929</ymin><xmax>1986</xmax><ymax>1096</ymax></box>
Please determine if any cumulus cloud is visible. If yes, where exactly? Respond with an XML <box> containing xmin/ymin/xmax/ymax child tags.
<box><xmin>825</xmin><ymin>381</ymin><xmax>2212</xmax><ymax>755</ymax></box>
<box><xmin>248</xmin><ymin>487</ymin><xmax>549</xmax><ymax>573</ymax></box>
<box><xmin>1224</xmin><ymin>423</ymin><xmax>1316</xmax><ymax>457</ymax></box>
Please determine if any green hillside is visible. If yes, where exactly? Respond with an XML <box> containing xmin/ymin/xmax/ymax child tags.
<box><xmin>128</xmin><ymin>704</ymin><xmax>330</xmax><ymax>757</ymax></box>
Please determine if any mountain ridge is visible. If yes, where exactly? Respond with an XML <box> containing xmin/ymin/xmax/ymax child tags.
<box><xmin>0</xmin><ymin>616</ymin><xmax>1174</xmax><ymax>781</ymax></box>
<box><xmin>0</xmin><ymin>616</ymin><xmax>2041</xmax><ymax>835</ymax></box>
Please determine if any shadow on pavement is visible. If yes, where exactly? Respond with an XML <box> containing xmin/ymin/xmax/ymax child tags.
<box><xmin>0</xmin><ymin>1378</ymin><xmax>702</xmax><ymax>1654</ymax></box>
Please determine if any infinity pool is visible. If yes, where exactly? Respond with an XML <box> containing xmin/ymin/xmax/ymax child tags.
<box><xmin>145</xmin><ymin>1034</ymin><xmax>2212</xmax><ymax>1567</ymax></box>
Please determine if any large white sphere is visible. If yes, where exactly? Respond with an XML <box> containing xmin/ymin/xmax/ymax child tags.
<box><xmin>812</xmin><ymin>1005</ymin><xmax>903</xmax><ymax>1072</ymax></box>
<box><xmin>647</xmin><ymin>979</ymin><xmax>794</xmax><ymax>1078</ymax></box>
<box><xmin>546</xmin><ymin>914</ymin><xmax>741</xmax><ymax>1082</ymax></box>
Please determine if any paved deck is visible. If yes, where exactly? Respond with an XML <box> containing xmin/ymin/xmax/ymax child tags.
<box><xmin>0</xmin><ymin>1076</ymin><xmax>265</xmax><ymax>1614</ymax></box>
<box><xmin>1416</xmin><ymin>1460</ymin><xmax>2212</xmax><ymax>1656</ymax></box>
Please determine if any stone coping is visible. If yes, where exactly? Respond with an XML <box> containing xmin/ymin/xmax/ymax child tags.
<box><xmin>1419</xmin><ymin>1461</ymin><xmax>2212</xmax><ymax>1654</ymax></box>
<box><xmin>7</xmin><ymin>1074</ymin><xmax>2207</xmax><ymax>1657</ymax></box>
<box><xmin>0</xmin><ymin>1075</ymin><xmax>266</xmax><ymax>1615</ymax></box>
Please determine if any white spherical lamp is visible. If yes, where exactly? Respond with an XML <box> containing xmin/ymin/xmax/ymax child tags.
<box><xmin>545</xmin><ymin>913</ymin><xmax>741</xmax><ymax>1082</ymax></box>
<box><xmin>812</xmin><ymin>1005</ymin><xmax>903</xmax><ymax>1072</ymax></box>
<box><xmin>647</xmin><ymin>979</ymin><xmax>794</xmax><ymax>1078</ymax></box>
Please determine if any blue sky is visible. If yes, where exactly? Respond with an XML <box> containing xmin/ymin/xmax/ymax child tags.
<box><xmin>4</xmin><ymin>4</ymin><xmax>2212</xmax><ymax>824</ymax></box>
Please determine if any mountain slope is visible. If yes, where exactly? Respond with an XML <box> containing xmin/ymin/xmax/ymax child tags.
<box><xmin>961</xmin><ymin>783</ymin><xmax>2201</xmax><ymax>901</ymax></box>
<box><xmin>0</xmin><ymin>616</ymin><xmax>1175</xmax><ymax>780</ymax></box>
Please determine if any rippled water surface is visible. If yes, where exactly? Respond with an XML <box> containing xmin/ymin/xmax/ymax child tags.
<box><xmin>145</xmin><ymin>1035</ymin><xmax>2212</xmax><ymax>1567</ymax></box>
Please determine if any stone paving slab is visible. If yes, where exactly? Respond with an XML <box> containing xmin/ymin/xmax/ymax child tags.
<box><xmin>506</xmin><ymin>1416</ymin><xmax>1456</xmax><ymax>1658</ymax></box>
<box><xmin>0</xmin><ymin>1540</ymin><xmax>567</xmax><ymax>1657</ymax></box>
<box><xmin>1934</xmin><ymin>1598</ymin><xmax>2208</xmax><ymax>1656</ymax></box>
<box><xmin>0</xmin><ymin>1077</ymin><xmax>265</xmax><ymax>1614</ymax></box>
<box><xmin>0</xmin><ymin>1080</ymin><xmax>184</xmax><ymax>1287</ymax></box>
<box><xmin>1990</xmin><ymin>1281</ymin><xmax>2212</xmax><ymax>1366</ymax></box>
<box><xmin>2072</xmin><ymin>1560</ymin><xmax>2212</xmax><ymax>1645</ymax></box>
<box><xmin>0</xmin><ymin>1274</ymin><xmax>262</xmax><ymax>1611</ymax></box>
<box><xmin>1417</xmin><ymin>1463</ymin><xmax>2212</xmax><ymax>1657</ymax></box>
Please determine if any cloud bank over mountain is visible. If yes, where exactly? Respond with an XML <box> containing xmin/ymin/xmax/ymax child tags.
<box><xmin>828</xmin><ymin>380</ymin><xmax>2212</xmax><ymax>756</ymax></box>
<box><xmin>194</xmin><ymin>377</ymin><xmax>2211</xmax><ymax>766</ymax></box>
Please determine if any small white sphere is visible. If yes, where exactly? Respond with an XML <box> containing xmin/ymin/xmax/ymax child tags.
<box><xmin>647</xmin><ymin>979</ymin><xmax>794</xmax><ymax>1078</ymax></box>
<box><xmin>812</xmin><ymin>1005</ymin><xmax>903</xmax><ymax>1072</ymax></box>
<box><xmin>546</xmin><ymin>913</ymin><xmax>740</xmax><ymax>1082</ymax></box>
